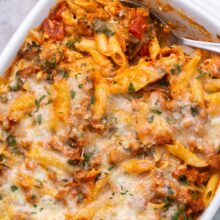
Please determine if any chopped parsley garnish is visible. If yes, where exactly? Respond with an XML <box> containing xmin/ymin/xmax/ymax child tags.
<box><xmin>170</xmin><ymin>64</ymin><xmax>182</xmax><ymax>75</ymax></box>
<box><xmin>6</xmin><ymin>135</ymin><xmax>21</xmax><ymax>156</ymax></box>
<box><xmin>108</xmin><ymin>166</ymin><xmax>114</xmax><ymax>171</ymax></box>
<box><xmin>191</xmin><ymin>106</ymin><xmax>199</xmax><ymax>117</ymax></box>
<box><xmin>91</xmin><ymin>96</ymin><xmax>95</xmax><ymax>104</ymax></box>
<box><xmin>41</xmin><ymin>56</ymin><xmax>57</xmax><ymax>72</ymax></box>
<box><xmin>35</xmin><ymin>95</ymin><xmax>46</xmax><ymax>112</ymax></box>
<box><xmin>9</xmin><ymin>77</ymin><xmax>24</xmax><ymax>91</ymax></box>
<box><xmin>178</xmin><ymin>175</ymin><xmax>188</xmax><ymax>184</ymax></box>
<box><xmin>196</xmin><ymin>68</ymin><xmax>208</xmax><ymax>79</ymax></box>
<box><xmin>66</xmin><ymin>41</ymin><xmax>75</xmax><ymax>50</ymax></box>
<box><xmin>151</xmin><ymin>109</ymin><xmax>162</xmax><ymax>115</ymax></box>
<box><xmin>0</xmin><ymin>154</ymin><xmax>5</xmax><ymax>162</ymax></box>
<box><xmin>67</xmin><ymin>159</ymin><xmax>80</xmax><ymax>166</ymax></box>
<box><xmin>75</xmin><ymin>72</ymin><xmax>81</xmax><ymax>79</ymax></box>
<box><xmin>71</xmin><ymin>90</ymin><xmax>76</xmax><ymax>99</ymax></box>
<box><xmin>168</xmin><ymin>186</ymin><xmax>174</xmax><ymax>195</ymax></box>
<box><xmin>158</xmin><ymin>78</ymin><xmax>169</xmax><ymax>87</ymax></box>
<box><xmin>6</xmin><ymin>135</ymin><xmax>22</xmax><ymax>155</ymax></box>
<box><xmin>37</xmin><ymin>115</ymin><xmax>42</xmax><ymax>125</ymax></box>
<box><xmin>10</xmin><ymin>185</ymin><xmax>18</xmax><ymax>192</ymax></box>
<box><xmin>58</xmin><ymin>69</ymin><xmax>69</xmax><ymax>78</ymax></box>
<box><xmin>66</xmin><ymin>38</ymin><xmax>81</xmax><ymax>50</ymax></box>
<box><xmin>6</xmin><ymin>135</ymin><xmax>16</xmax><ymax>146</ymax></box>
<box><xmin>83</xmin><ymin>152</ymin><xmax>92</xmax><ymax>166</ymax></box>
<box><xmin>163</xmin><ymin>197</ymin><xmax>173</xmax><ymax>209</ymax></box>
<box><xmin>172</xmin><ymin>210</ymin><xmax>192</xmax><ymax>220</ymax></box>
<box><xmin>78</xmin><ymin>84</ymin><xmax>84</xmax><ymax>89</ymax></box>
<box><xmin>128</xmin><ymin>82</ymin><xmax>136</xmax><ymax>92</ymax></box>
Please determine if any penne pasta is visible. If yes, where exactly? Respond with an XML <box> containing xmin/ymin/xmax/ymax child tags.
<box><xmin>205</xmin><ymin>79</ymin><xmax>220</xmax><ymax>93</ymax></box>
<box><xmin>204</xmin><ymin>173</ymin><xmax>220</xmax><ymax>206</ymax></box>
<box><xmin>95</xmin><ymin>33</ymin><xmax>111</xmax><ymax>56</ymax></box>
<box><xmin>166</xmin><ymin>144</ymin><xmax>208</xmax><ymax>167</ymax></box>
<box><xmin>75</xmin><ymin>38</ymin><xmax>96</xmax><ymax>51</ymax></box>
<box><xmin>108</xmin><ymin>35</ymin><xmax>128</xmax><ymax>67</ymax></box>
<box><xmin>52</xmin><ymin>79</ymin><xmax>71</xmax><ymax>124</ymax></box>
<box><xmin>74</xmin><ymin>0</ymin><xmax>98</xmax><ymax>12</ymax></box>
<box><xmin>121</xmin><ymin>159</ymin><xmax>154</xmax><ymax>174</ymax></box>
<box><xmin>28</xmin><ymin>147</ymin><xmax>76</xmax><ymax>174</ymax></box>
<box><xmin>88</xmin><ymin>49</ymin><xmax>111</xmax><ymax>67</ymax></box>
<box><xmin>190</xmin><ymin>78</ymin><xmax>204</xmax><ymax>106</ymax></box>
<box><xmin>109</xmin><ymin>60</ymin><xmax>166</xmax><ymax>94</ymax></box>
<box><xmin>92</xmin><ymin>79</ymin><xmax>109</xmax><ymax>120</ymax></box>
<box><xmin>171</xmin><ymin>55</ymin><xmax>201</xmax><ymax>96</ymax></box>
<box><xmin>148</xmin><ymin>37</ymin><xmax>161</xmax><ymax>61</ymax></box>
<box><xmin>205</xmin><ymin>92</ymin><xmax>220</xmax><ymax>105</ymax></box>
<box><xmin>8</xmin><ymin>93</ymin><xmax>35</xmax><ymax>122</ymax></box>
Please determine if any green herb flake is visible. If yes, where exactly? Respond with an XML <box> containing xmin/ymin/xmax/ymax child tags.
<box><xmin>0</xmin><ymin>154</ymin><xmax>5</xmax><ymax>162</ymax></box>
<box><xmin>128</xmin><ymin>82</ymin><xmax>136</xmax><ymax>92</ymax></box>
<box><xmin>151</xmin><ymin>109</ymin><xmax>162</xmax><ymax>115</ymax></box>
<box><xmin>91</xmin><ymin>96</ymin><xmax>95</xmax><ymax>104</ymax></box>
<box><xmin>191</xmin><ymin>106</ymin><xmax>199</xmax><ymax>117</ymax></box>
<box><xmin>10</xmin><ymin>185</ymin><xmax>18</xmax><ymax>192</ymax></box>
<box><xmin>66</xmin><ymin>41</ymin><xmax>75</xmax><ymax>50</ymax></box>
<box><xmin>84</xmin><ymin>152</ymin><xmax>91</xmax><ymax>162</ymax></box>
<box><xmin>58</xmin><ymin>69</ymin><xmax>69</xmax><ymax>78</ymax></box>
<box><xmin>163</xmin><ymin>197</ymin><xmax>173</xmax><ymax>209</ymax></box>
<box><xmin>170</xmin><ymin>64</ymin><xmax>182</xmax><ymax>75</ymax></box>
<box><xmin>75</xmin><ymin>72</ymin><xmax>81</xmax><ymax>79</ymax></box>
<box><xmin>172</xmin><ymin>210</ymin><xmax>192</xmax><ymax>220</ymax></box>
<box><xmin>71</xmin><ymin>90</ymin><xmax>76</xmax><ymax>99</ymax></box>
<box><xmin>67</xmin><ymin>159</ymin><xmax>79</xmax><ymax>166</ymax></box>
<box><xmin>66</xmin><ymin>38</ymin><xmax>81</xmax><ymax>50</ymax></box>
<box><xmin>78</xmin><ymin>84</ymin><xmax>84</xmax><ymax>89</ymax></box>
<box><xmin>168</xmin><ymin>186</ymin><xmax>174</xmax><ymax>195</ymax></box>
<box><xmin>37</xmin><ymin>115</ymin><xmax>42</xmax><ymax>125</ymax></box>
<box><xmin>108</xmin><ymin>166</ymin><xmax>114</xmax><ymax>171</ymax></box>
<box><xmin>196</xmin><ymin>68</ymin><xmax>208</xmax><ymax>79</ymax></box>
<box><xmin>172</xmin><ymin>214</ymin><xmax>179</xmax><ymax>220</ymax></box>
<box><xmin>6</xmin><ymin>135</ymin><xmax>16</xmax><ymax>146</ymax></box>
<box><xmin>35</xmin><ymin>95</ymin><xmax>46</xmax><ymax>112</ymax></box>
<box><xmin>41</xmin><ymin>56</ymin><xmax>57</xmax><ymax>72</ymax></box>
<box><xmin>9</xmin><ymin>77</ymin><xmax>24</xmax><ymax>91</ymax></box>
<box><xmin>178</xmin><ymin>175</ymin><xmax>188</xmax><ymax>184</ymax></box>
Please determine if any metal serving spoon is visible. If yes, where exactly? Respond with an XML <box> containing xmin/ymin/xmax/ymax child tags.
<box><xmin>120</xmin><ymin>0</ymin><xmax>220</xmax><ymax>54</ymax></box>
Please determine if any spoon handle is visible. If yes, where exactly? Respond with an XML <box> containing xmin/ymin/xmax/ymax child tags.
<box><xmin>180</xmin><ymin>38</ymin><xmax>220</xmax><ymax>54</ymax></box>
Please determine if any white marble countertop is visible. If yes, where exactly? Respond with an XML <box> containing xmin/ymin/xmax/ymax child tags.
<box><xmin>0</xmin><ymin>0</ymin><xmax>219</xmax><ymax>219</ymax></box>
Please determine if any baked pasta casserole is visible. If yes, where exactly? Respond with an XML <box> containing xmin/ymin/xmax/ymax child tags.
<box><xmin>0</xmin><ymin>0</ymin><xmax>220</xmax><ymax>219</ymax></box>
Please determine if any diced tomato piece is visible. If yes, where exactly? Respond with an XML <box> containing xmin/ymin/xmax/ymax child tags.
<box><xmin>129</xmin><ymin>15</ymin><xmax>147</xmax><ymax>39</ymax></box>
<box><xmin>42</xmin><ymin>19</ymin><xmax>64</xmax><ymax>41</ymax></box>
<box><xmin>139</xmin><ymin>42</ymin><xmax>149</xmax><ymax>57</ymax></box>
<box><xmin>50</xmin><ymin>2</ymin><xmax>67</xmax><ymax>21</ymax></box>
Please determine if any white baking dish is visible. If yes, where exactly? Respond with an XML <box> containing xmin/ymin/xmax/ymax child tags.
<box><xmin>0</xmin><ymin>0</ymin><xmax>220</xmax><ymax>219</ymax></box>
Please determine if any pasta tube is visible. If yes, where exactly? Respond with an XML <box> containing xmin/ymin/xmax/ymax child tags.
<box><xmin>203</xmin><ymin>173</ymin><xmax>220</xmax><ymax>206</ymax></box>
<box><xmin>109</xmin><ymin>35</ymin><xmax>128</xmax><ymax>67</ymax></box>
<box><xmin>166</xmin><ymin>144</ymin><xmax>208</xmax><ymax>167</ymax></box>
